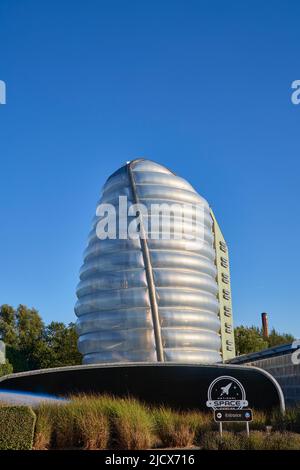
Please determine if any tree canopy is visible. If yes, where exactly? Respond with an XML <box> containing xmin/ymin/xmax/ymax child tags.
<box><xmin>234</xmin><ymin>325</ymin><xmax>294</xmax><ymax>356</ymax></box>
<box><xmin>0</xmin><ymin>304</ymin><xmax>82</xmax><ymax>374</ymax></box>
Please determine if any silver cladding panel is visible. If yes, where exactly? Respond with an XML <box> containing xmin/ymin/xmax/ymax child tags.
<box><xmin>75</xmin><ymin>159</ymin><xmax>221</xmax><ymax>364</ymax></box>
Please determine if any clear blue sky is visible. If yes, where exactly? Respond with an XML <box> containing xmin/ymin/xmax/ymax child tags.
<box><xmin>0</xmin><ymin>1</ymin><xmax>299</xmax><ymax>336</ymax></box>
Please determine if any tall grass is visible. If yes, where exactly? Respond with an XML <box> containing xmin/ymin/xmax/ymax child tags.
<box><xmin>34</xmin><ymin>398</ymin><xmax>110</xmax><ymax>450</ymax></box>
<box><xmin>34</xmin><ymin>403</ymin><xmax>54</xmax><ymax>450</ymax></box>
<box><xmin>32</xmin><ymin>396</ymin><xmax>300</xmax><ymax>450</ymax></box>
<box><xmin>71</xmin><ymin>398</ymin><xmax>110</xmax><ymax>449</ymax></box>
<box><xmin>271</xmin><ymin>407</ymin><xmax>300</xmax><ymax>432</ymax></box>
<box><xmin>71</xmin><ymin>395</ymin><xmax>154</xmax><ymax>450</ymax></box>
<box><xmin>152</xmin><ymin>407</ymin><xmax>197</xmax><ymax>447</ymax></box>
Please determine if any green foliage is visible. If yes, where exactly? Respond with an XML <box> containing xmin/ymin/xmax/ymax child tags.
<box><xmin>243</xmin><ymin>430</ymin><xmax>267</xmax><ymax>450</ymax></box>
<box><xmin>199</xmin><ymin>431</ymin><xmax>243</xmax><ymax>450</ymax></box>
<box><xmin>0</xmin><ymin>304</ymin><xmax>82</xmax><ymax>372</ymax></box>
<box><xmin>39</xmin><ymin>322</ymin><xmax>82</xmax><ymax>368</ymax></box>
<box><xmin>244</xmin><ymin>429</ymin><xmax>297</xmax><ymax>450</ymax></box>
<box><xmin>6</xmin><ymin>345</ymin><xmax>28</xmax><ymax>372</ymax></box>
<box><xmin>234</xmin><ymin>325</ymin><xmax>294</xmax><ymax>355</ymax></box>
<box><xmin>0</xmin><ymin>360</ymin><xmax>13</xmax><ymax>377</ymax></box>
<box><xmin>0</xmin><ymin>406</ymin><xmax>36</xmax><ymax>450</ymax></box>
<box><xmin>260</xmin><ymin>431</ymin><xmax>300</xmax><ymax>450</ymax></box>
<box><xmin>235</xmin><ymin>326</ymin><xmax>268</xmax><ymax>355</ymax></box>
<box><xmin>271</xmin><ymin>407</ymin><xmax>300</xmax><ymax>432</ymax></box>
<box><xmin>0</xmin><ymin>305</ymin><xmax>17</xmax><ymax>345</ymax></box>
<box><xmin>267</xmin><ymin>328</ymin><xmax>294</xmax><ymax>348</ymax></box>
<box><xmin>199</xmin><ymin>430</ymin><xmax>300</xmax><ymax>450</ymax></box>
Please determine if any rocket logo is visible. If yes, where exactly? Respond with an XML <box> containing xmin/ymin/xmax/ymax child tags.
<box><xmin>206</xmin><ymin>375</ymin><xmax>248</xmax><ymax>410</ymax></box>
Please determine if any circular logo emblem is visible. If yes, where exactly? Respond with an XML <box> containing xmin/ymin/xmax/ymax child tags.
<box><xmin>206</xmin><ymin>375</ymin><xmax>248</xmax><ymax>410</ymax></box>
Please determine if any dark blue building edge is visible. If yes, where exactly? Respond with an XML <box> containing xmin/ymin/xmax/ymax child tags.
<box><xmin>0</xmin><ymin>363</ymin><xmax>285</xmax><ymax>412</ymax></box>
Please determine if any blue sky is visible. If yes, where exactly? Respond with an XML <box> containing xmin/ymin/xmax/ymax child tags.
<box><xmin>0</xmin><ymin>0</ymin><xmax>299</xmax><ymax>336</ymax></box>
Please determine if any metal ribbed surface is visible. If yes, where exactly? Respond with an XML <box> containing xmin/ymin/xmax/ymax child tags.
<box><xmin>75</xmin><ymin>159</ymin><xmax>221</xmax><ymax>364</ymax></box>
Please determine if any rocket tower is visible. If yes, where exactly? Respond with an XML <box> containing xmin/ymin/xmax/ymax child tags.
<box><xmin>75</xmin><ymin>159</ymin><xmax>235</xmax><ymax>364</ymax></box>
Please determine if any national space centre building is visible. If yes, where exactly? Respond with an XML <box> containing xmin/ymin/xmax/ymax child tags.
<box><xmin>75</xmin><ymin>159</ymin><xmax>235</xmax><ymax>365</ymax></box>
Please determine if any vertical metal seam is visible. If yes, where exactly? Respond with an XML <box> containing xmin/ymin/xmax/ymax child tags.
<box><xmin>127</xmin><ymin>162</ymin><xmax>164</xmax><ymax>362</ymax></box>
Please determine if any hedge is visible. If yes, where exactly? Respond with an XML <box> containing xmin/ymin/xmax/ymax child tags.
<box><xmin>0</xmin><ymin>406</ymin><xmax>36</xmax><ymax>450</ymax></box>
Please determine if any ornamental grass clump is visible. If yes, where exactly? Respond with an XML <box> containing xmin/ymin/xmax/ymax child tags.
<box><xmin>35</xmin><ymin>398</ymin><xmax>110</xmax><ymax>450</ymax></box>
<box><xmin>72</xmin><ymin>394</ymin><xmax>156</xmax><ymax>450</ymax></box>
<box><xmin>33</xmin><ymin>403</ymin><xmax>54</xmax><ymax>450</ymax></box>
<box><xmin>106</xmin><ymin>397</ymin><xmax>155</xmax><ymax>450</ymax></box>
<box><xmin>152</xmin><ymin>407</ymin><xmax>199</xmax><ymax>448</ymax></box>
<box><xmin>71</xmin><ymin>398</ymin><xmax>110</xmax><ymax>450</ymax></box>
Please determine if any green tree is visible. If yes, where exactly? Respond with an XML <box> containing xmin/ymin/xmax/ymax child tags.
<box><xmin>16</xmin><ymin>305</ymin><xmax>44</xmax><ymax>350</ymax></box>
<box><xmin>0</xmin><ymin>304</ymin><xmax>17</xmax><ymax>345</ymax></box>
<box><xmin>267</xmin><ymin>328</ymin><xmax>294</xmax><ymax>348</ymax></box>
<box><xmin>0</xmin><ymin>304</ymin><xmax>82</xmax><ymax>372</ymax></box>
<box><xmin>35</xmin><ymin>322</ymin><xmax>82</xmax><ymax>369</ymax></box>
<box><xmin>235</xmin><ymin>325</ymin><xmax>295</xmax><ymax>356</ymax></box>
<box><xmin>15</xmin><ymin>305</ymin><xmax>45</xmax><ymax>370</ymax></box>
<box><xmin>0</xmin><ymin>360</ymin><xmax>13</xmax><ymax>377</ymax></box>
<box><xmin>234</xmin><ymin>326</ymin><xmax>269</xmax><ymax>355</ymax></box>
<box><xmin>6</xmin><ymin>345</ymin><xmax>27</xmax><ymax>373</ymax></box>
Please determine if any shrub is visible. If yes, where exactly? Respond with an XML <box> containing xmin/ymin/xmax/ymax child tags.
<box><xmin>264</xmin><ymin>432</ymin><xmax>300</xmax><ymax>450</ymax></box>
<box><xmin>228</xmin><ymin>431</ymin><xmax>300</xmax><ymax>450</ymax></box>
<box><xmin>199</xmin><ymin>431</ymin><xmax>219</xmax><ymax>450</ymax></box>
<box><xmin>271</xmin><ymin>407</ymin><xmax>300</xmax><ymax>432</ymax></box>
<box><xmin>241</xmin><ymin>431</ymin><xmax>266</xmax><ymax>450</ymax></box>
<box><xmin>199</xmin><ymin>431</ymin><xmax>242</xmax><ymax>450</ymax></box>
<box><xmin>0</xmin><ymin>406</ymin><xmax>36</xmax><ymax>450</ymax></box>
<box><xmin>217</xmin><ymin>432</ymin><xmax>243</xmax><ymax>450</ymax></box>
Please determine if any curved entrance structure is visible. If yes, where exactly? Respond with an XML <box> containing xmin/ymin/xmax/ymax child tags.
<box><xmin>0</xmin><ymin>363</ymin><xmax>285</xmax><ymax>412</ymax></box>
